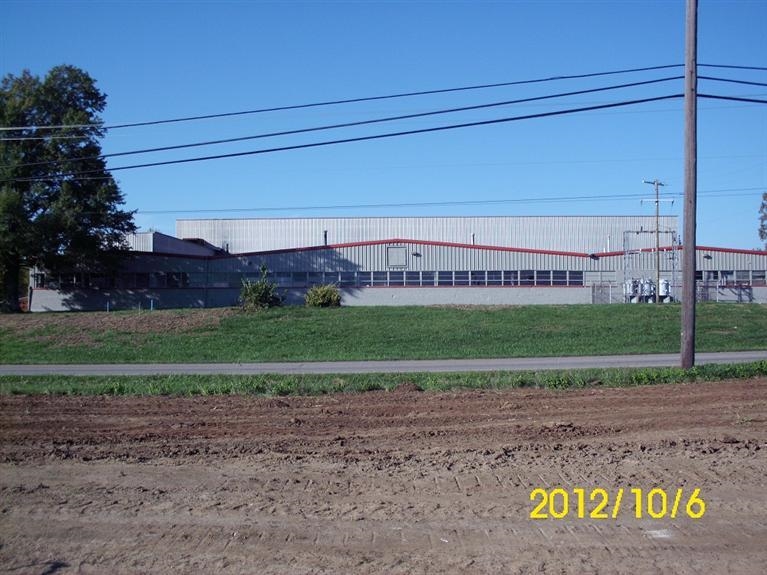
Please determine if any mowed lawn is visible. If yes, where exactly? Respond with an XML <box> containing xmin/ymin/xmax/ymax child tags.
<box><xmin>1</xmin><ymin>304</ymin><xmax>766</xmax><ymax>364</ymax></box>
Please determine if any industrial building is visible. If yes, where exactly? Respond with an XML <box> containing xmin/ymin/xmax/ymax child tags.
<box><xmin>28</xmin><ymin>216</ymin><xmax>767</xmax><ymax>311</ymax></box>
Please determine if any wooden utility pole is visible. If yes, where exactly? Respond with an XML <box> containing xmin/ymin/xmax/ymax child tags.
<box><xmin>681</xmin><ymin>0</ymin><xmax>698</xmax><ymax>368</ymax></box>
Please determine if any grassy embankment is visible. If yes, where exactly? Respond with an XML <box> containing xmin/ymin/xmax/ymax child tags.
<box><xmin>1</xmin><ymin>303</ymin><xmax>766</xmax><ymax>364</ymax></box>
<box><xmin>1</xmin><ymin>304</ymin><xmax>765</xmax><ymax>396</ymax></box>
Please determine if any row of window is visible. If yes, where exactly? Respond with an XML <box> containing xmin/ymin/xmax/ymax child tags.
<box><xmin>34</xmin><ymin>270</ymin><xmax>586</xmax><ymax>289</ymax></box>
<box><xmin>32</xmin><ymin>269</ymin><xmax>767</xmax><ymax>290</ymax></box>
<box><xmin>695</xmin><ymin>270</ymin><xmax>767</xmax><ymax>285</ymax></box>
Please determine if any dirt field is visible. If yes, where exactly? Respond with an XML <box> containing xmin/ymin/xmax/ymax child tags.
<box><xmin>1</xmin><ymin>379</ymin><xmax>765</xmax><ymax>574</ymax></box>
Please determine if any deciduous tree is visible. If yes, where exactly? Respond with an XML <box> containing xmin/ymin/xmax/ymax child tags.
<box><xmin>0</xmin><ymin>65</ymin><xmax>135</xmax><ymax>311</ymax></box>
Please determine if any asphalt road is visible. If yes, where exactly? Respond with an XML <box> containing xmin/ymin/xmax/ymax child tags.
<box><xmin>0</xmin><ymin>351</ymin><xmax>765</xmax><ymax>376</ymax></box>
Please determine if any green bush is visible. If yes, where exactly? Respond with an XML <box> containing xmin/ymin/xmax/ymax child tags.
<box><xmin>239</xmin><ymin>265</ymin><xmax>282</xmax><ymax>311</ymax></box>
<box><xmin>305</xmin><ymin>283</ymin><xmax>342</xmax><ymax>307</ymax></box>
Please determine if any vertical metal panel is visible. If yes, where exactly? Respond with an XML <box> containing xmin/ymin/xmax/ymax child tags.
<box><xmin>176</xmin><ymin>216</ymin><xmax>677</xmax><ymax>254</ymax></box>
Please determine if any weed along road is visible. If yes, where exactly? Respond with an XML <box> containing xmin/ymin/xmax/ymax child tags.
<box><xmin>1</xmin><ymin>351</ymin><xmax>766</xmax><ymax>376</ymax></box>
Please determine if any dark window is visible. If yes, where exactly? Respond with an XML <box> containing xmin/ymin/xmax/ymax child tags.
<box><xmin>487</xmin><ymin>271</ymin><xmax>503</xmax><ymax>286</ymax></box>
<box><xmin>454</xmin><ymin>271</ymin><xmax>470</xmax><ymax>286</ymax></box>
<box><xmin>437</xmin><ymin>271</ymin><xmax>453</xmax><ymax>286</ymax></box>
<box><xmin>535</xmin><ymin>271</ymin><xmax>552</xmax><ymax>286</ymax></box>
<box><xmin>421</xmin><ymin>271</ymin><xmax>436</xmax><ymax>286</ymax></box>
<box><xmin>291</xmin><ymin>272</ymin><xmax>307</xmax><ymax>287</ymax></box>
<box><xmin>520</xmin><ymin>270</ymin><xmax>535</xmax><ymax>286</ymax></box>
<box><xmin>568</xmin><ymin>271</ymin><xmax>584</xmax><ymax>286</ymax></box>
<box><xmin>372</xmin><ymin>271</ymin><xmax>388</xmax><ymax>286</ymax></box>
<box><xmin>552</xmin><ymin>271</ymin><xmax>568</xmax><ymax>286</ymax></box>
<box><xmin>339</xmin><ymin>272</ymin><xmax>357</xmax><ymax>287</ymax></box>
<box><xmin>389</xmin><ymin>271</ymin><xmax>405</xmax><ymax>286</ymax></box>
<box><xmin>752</xmin><ymin>270</ymin><xmax>766</xmax><ymax>286</ymax></box>
<box><xmin>405</xmin><ymin>271</ymin><xmax>421</xmax><ymax>286</ymax></box>
<box><xmin>469</xmin><ymin>271</ymin><xmax>486</xmax><ymax>286</ymax></box>
<box><xmin>719</xmin><ymin>270</ymin><xmax>734</xmax><ymax>285</ymax></box>
<box><xmin>307</xmin><ymin>272</ymin><xmax>324</xmax><ymax>286</ymax></box>
<box><xmin>149</xmin><ymin>272</ymin><xmax>166</xmax><ymax>288</ymax></box>
<box><xmin>503</xmin><ymin>271</ymin><xmax>518</xmax><ymax>286</ymax></box>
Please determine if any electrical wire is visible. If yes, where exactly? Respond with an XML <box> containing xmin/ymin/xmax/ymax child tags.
<box><xmin>2</xmin><ymin>75</ymin><xmax>683</xmax><ymax>168</ymax></box>
<box><xmin>0</xmin><ymin>64</ymin><xmax>684</xmax><ymax>133</ymax></box>
<box><xmin>699</xmin><ymin>94</ymin><xmax>767</xmax><ymax>104</ymax></box>
<box><xmin>132</xmin><ymin>187</ymin><xmax>764</xmax><ymax>215</ymax></box>
<box><xmin>2</xmin><ymin>94</ymin><xmax>683</xmax><ymax>183</ymax></box>
<box><xmin>699</xmin><ymin>64</ymin><xmax>767</xmax><ymax>72</ymax></box>
<box><xmin>699</xmin><ymin>76</ymin><xmax>767</xmax><ymax>87</ymax></box>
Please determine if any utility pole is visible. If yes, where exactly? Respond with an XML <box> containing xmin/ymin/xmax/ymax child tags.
<box><xmin>681</xmin><ymin>0</ymin><xmax>698</xmax><ymax>368</ymax></box>
<box><xmin>642</xmin><ymin>179</ymin><xmax>669</xmax><ymax>302</ymax></box>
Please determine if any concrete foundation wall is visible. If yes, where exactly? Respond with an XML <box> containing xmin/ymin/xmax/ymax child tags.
<box><xmin>339</xmin><ymin>287</ymin><xmax>592</xmax><ymax>306</ymax></box>
<box><xmin>31</xmin><ymin>286</ymin><xmax>591</xmax><ymax>311</ymax></box>
<box><xmin>28</xmin><ymin>285</ymin><xmax>767</xmax><ymax>312</ymax></box>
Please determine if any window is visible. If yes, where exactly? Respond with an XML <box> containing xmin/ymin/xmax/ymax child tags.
<box><xmin>568</xmin><ymin>271</ymin><xmax>584</xmax><ymax>286</ymax></box>
<box><xmin>307</xmin><ymin>272</ymin><xmax>324</xmax><ymax>286</ymax></box>
<box><xmin>149</xmin><ymin>272</ymin><xmax>166</xmax><ymax>288</ymax></box>
<box><xmin>454</xmin><ymin>271</ymin><xmax>470</xmax><ymax>286</ymax></box>
<box><xmin>520</xmin><ymin>270</ymin><xmax>535</xmax><ymax>286</ymax></box>
<box><xmin>536</xmin><ymin>271</ymin><xmax>552</xmax><ymax>286</ymax></box>
<box><xmin>387</xmin><ymin>246</ymin><xmax>407</xmax><ymax>268</ymax></box>
<box><xmin>405</xmin><ymin>271</ymin><xmax>421</xmax><ymax>286</ymax></box>
<box><xmin>735</xmin><ymin>270</ymin><xmax>750</xmax><ymax>283</ymax></box>
<box><xmin>503</xmin><ymin>271</ymin><xmax>518</xmax><ymax>286</ymax></box>
<box><xmin>487</xmin><ymin>271</ymin><xmax>503</xmax><ymax>286</ymax></box>
<box><xmin>753</xmin><ymin>270</ymin><xmax>766</xmax><ymax>286</ymax></box>
<box><xmin>421</xmin><ymin>271</ymin><xmax>436</xmax><ymax>286</ymax></box>
<box><xmin>437</xmin><ymin>271</ymin><xmax>453</xmax><ymax>286</ymax></box>
<box><xmin>552</xmin><ymin>271</ymin><xmax>568</xmax><ymax>286</ymax></box>
<box><xmin>60</xmin><ymin>273</ymin><xmax>83</xmax><ymax>288</ymax></box>
<box><xmin>167</xmin><ymin>272</ymin><xmax>189</xmax><ymax>288</ymax></box>
<box><xmin>389</xmin><ymin>271</ymin><xmax>405</xmax><ymax>286</ymax></box>
<box><xmin>372</xmin><ymin>271</ymin><xmax>388</xmax><ymax>286</ymax></box>
<box><xmin>274</xmin><ymin>272</ymin><xmax>293</xmax><ymax>287</ymax></box>
<box><xmin>469</xmin><ymin>271</ymin><xmax>486</xmax><ymax>286</ymax></box>
<box><xmin>339</xmin><ymin>272</ymin><xmax>357</xmax><ymax>287</ymax></box>
<box><xmin>719</xmin><ymin>270</ymin><xmax>734</xmax><ymax>285</ymax></box>
<box><xmin>291</xmin><ymin>272</ymin><xmax>307</xmax><ymax>287</ymax></box>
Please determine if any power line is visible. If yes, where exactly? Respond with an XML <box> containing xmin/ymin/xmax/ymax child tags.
<box><xmin>698</xmin><ymin>63</ymin><xmax>767</xmax><ymax>72</ymax></box>
<box><xmin>2</xmin><ymin>76</ymin><xmax>683</xmax><ymax>169</ymax></box>
<box><xmin>0</xmin><ymin>64</ymin><xmax>684</xmax><ymax>133</ymax></box>
<box><xmin>3</xmin><ymin>94</ymin><xmax>683</xmax><ymax>183</ymax></box>
<box><xmin>699</xmin><ymin>94</ymin><xmax>767</xmax><ymax>104</ymax></box>
<box><xmin>699</xmin><ymin>76</ymin><xmax>767</xmax><ymax>87</ymax></box>
<box><xmin>130</xmin><ymin>187</ymin><xmax>763</xmax><ymax>215</ymax></box>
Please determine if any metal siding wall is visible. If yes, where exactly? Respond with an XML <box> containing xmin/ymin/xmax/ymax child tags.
<box><xmin>177</xmin><ymin>216</ymin><xmax>677</xmax><ymax>254</ymax></box>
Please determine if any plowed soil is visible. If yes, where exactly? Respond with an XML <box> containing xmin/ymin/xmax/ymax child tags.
<box><xmin>1</xmin><ymin>379</ymin><xmax>765</xmax><ymax>574</ymax></box>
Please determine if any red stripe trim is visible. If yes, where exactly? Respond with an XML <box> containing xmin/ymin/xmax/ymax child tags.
<box><xmin>132</xmin><ymin>241</ymin><xmax>767</xmax><ymax>260</ymax></box>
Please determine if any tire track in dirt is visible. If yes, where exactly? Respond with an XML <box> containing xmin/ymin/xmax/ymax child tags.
<box><xmin>1</xmin><ymin>379</ymin><xmax>765</xmax><ymax>574</ymax></box>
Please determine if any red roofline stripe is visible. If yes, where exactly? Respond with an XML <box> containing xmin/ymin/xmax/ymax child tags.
<box><xmin>134</xmin><ymin>240</ymin><xmax>767</xmax><ymax>260</ymax></box>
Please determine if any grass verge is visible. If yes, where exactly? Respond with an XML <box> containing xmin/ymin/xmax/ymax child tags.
<box><xmin>1</xmin><ymin>361</ymin><xmax>765</xmax><ymax>396</ymax></box>
<box><xmin>2</xmin><ymin>303</ymin><xmax>767</xmax><ymax>364</ymax></box>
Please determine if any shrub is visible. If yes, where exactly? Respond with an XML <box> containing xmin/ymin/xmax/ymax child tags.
<box><xmin>305</xmin><ymin>283</ymin><xmax>342</xmax><ymax>307</ymax></box>
<box><xmin>239</xmin><ymin>265</ymin><xmax>282</xmax><ymax>311</ymax></box>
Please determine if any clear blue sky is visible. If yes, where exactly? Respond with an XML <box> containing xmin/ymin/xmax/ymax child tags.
<box><xmin>3</xmin><ymin>0</ymin><xmax>765</xmax><ymax>249</ymax></box>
